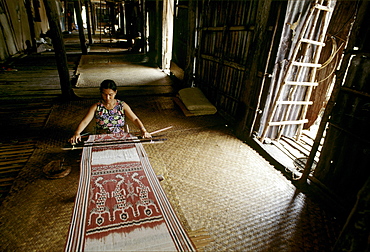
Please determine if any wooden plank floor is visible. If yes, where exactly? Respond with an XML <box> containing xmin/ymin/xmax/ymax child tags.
<box><xmin>0</xmin><ymin>140</ymin><xmax>36</xmax><ymax>199</ymax></box>
<box><xmin>0</xmin><ymin>48</ymin><xmax>80</xmax><ymax>204</ymax></box>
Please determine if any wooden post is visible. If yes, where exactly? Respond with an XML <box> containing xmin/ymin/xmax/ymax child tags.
<box><xmin>235</xmin><ymin>0</ymin><xmax>272</xmax><ymax>140</ymax></box>
<box><xmin>42</xmin><ymin>0</ymin><xmax>75</xmax><ymax>100</ymax></box>
<box><xmin>99</xmin><ymin>0</ymin><xmax>102</xmax><ymax>43</ymax></box>
<box><xmin>155</xmin><ymin>0</ymin><xmax>161</xmax><ymax>66</ymax></box>
<box><xmin>142</xmin><ymin>0</ymin><xmax>146</xmax><ymax>54</ymax></box>
<box><xmin>89</xmin><ymin>1</ymin><xmax>96</xmax><ymax>35</ymax></box>
<box><xmin>250</xmin><ymin>2</ymin><xmax>282</xmax><ymax>137</ymax></box>
<box><xmin>184</xmin><ymin>0</ymin><xmax>196</xmax><ymax>87</ymax></box>
<box><xmin>74</xmin><ymin>0</ymin><xmax>88</xmax><ymax>54</ymax></box>
<box><xmin>119</xmin><ymin>3</ymin><xmax>123</xmax><ymax>35</ymax></box>
<box><xmin>85</xmin><ymin>0</ymin><xmax>93</xmax><ymax>45</ymax></box>
<box><xmin>108</xmin><ymin>1</ymin><xmax>115</xmax><ymax>35</ymax></box>
<box><xmin>24</xmin><ymin>0</ymin><xmax>37</xmax><ymax>52</ymax></box>
<box><xmin>64</xmin><ymin>0</ymin><xmax>68</xmax><ymax>31</ymax></box>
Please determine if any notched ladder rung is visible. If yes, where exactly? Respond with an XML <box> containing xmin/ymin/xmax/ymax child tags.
<box><xmin>276</xmin><ymin>101</ymin><xmax>313</xmax><ymax>105</ymax></box>
<box><xmin>300</xmin><ymin>38</ymin><xmax>325</xmax><ymax>46</ymax></box>
<box><xmin>292</xmin><ymin>62</ymin><xmax>322</xmax><ymax>68</ymax></box>
<box><xmin>268</xmin><ymin>119</ymin><xmax>309</xmax><ymax>126</ymax></box>
<box><xmin>285</xmin><ymin>81</ymin><xmax>318</xmax><ymax>86</ymax></box>
<box><xmin>314</xmin><ymin>4</ymin><xmax>332</xmax><ymax>12</ymax></box>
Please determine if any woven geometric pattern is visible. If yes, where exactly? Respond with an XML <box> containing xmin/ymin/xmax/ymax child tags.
<box><xmin>65</xmin><ymin>133</ymin><xmax>195</xmax><ymax>251</ymax></box>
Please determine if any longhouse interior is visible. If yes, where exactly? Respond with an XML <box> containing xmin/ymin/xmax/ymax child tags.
<box><xmin>0</xmin><ymin>0</ymin><xmax>369</xmax><ymax>251</ymax></box>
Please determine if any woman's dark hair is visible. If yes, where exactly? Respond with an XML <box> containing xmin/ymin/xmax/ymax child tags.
<box><xmin>100</xmin><ymin>79</ymin><xmax>117</xmax><ymax>92</ymax></box>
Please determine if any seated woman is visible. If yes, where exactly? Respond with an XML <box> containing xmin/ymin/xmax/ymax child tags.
<box><xmin>69</xmin><ymin>79</ymin><xmax>151</xmax><ymax>144</ymax></box>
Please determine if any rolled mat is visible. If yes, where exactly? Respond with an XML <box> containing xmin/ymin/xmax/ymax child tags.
<box><xmin>178</xmin><ymin>87</ymin><xmax>217</xmax><ymax>115</ymax></box>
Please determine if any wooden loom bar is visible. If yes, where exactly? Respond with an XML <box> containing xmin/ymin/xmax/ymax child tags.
<box><xmin>65</xmin><ymin>138</ymin><xmax>167</xmax><ymax>150</ymax></box>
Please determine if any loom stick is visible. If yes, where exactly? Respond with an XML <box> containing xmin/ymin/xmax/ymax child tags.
<box><xmin>149</xmin><ymin>126</ymin><xmax>173</xmax><ymax>135</ymax></box>
<box><xmin>64</xmin><ymin>126</ymin><xmax>172</xmax><ymax>150</ymax></box>
<box><xmin>78</xmin><ymin>126</ymin><xmax>173</xmax><ymax>140</ymax></box>
<box><xmin>62</xmin><ymin>138</ymin><xmax>167</xmax><ymax>150</ymax></box>
<box><xmin>132</xmin><ymin>126</ymin><xmax>173</xmax><ymax>137</ymax></box>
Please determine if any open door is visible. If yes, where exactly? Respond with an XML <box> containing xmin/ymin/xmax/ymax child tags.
<box><xmin>255</xmin><ymin>0</ymin><xmax>355</xmax><ymax>179</ymax></box>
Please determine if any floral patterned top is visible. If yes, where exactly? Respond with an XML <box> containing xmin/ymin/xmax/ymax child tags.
<box><xmin>95</xmin><ymin>100</ymin><xmax>125</xmax><ymax>133</ymax></box>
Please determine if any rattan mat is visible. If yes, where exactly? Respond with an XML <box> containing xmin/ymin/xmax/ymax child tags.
<box><xmin>75</xmin><ymin>55</ymin><xmax>171</xmax><ymax>88</ymax></box>
<box><xmin>0</xmin><ymin>96</ymin><xmax>341</xmax><ymax>251</ymax></box>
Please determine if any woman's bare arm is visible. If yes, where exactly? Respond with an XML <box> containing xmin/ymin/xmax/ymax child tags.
<box><xmin>69</xmin><ymin>103</ymin><xmax>97</xmax><ymax>144</ymax></box>
<box><xmin>123</xmin><ymin>103</ymin><xmax>152</xmax><ymax>138</ymax></box>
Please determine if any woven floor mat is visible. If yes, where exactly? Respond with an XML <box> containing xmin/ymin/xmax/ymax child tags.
<box><xmin>0</xmin><ymin>96</ymin><xmax>341</xmax><ymax>251</ymax></box>
<box><xmin>75</xmin><ymin>54</ymin><xmax>171</xmax><ymax>88</ymax></box>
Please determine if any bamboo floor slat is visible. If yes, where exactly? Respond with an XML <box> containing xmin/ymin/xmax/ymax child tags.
<box><xmin>0</xmin><ymin>177</ymin><xmax>15</xmax><ymax>182</ymax></box>
<box><xmin>0</xmin><ymin>159</ymin><xmax>30</xmax><ymax>166</ymax></box>
<box><xmin>0</xmin><ymin>145</ymin><xmax>33</xmax><ymax>153</ymax></box>
<box><xmin>0</xmin><ymin>51</ymin><xmax>78</xmax><ymax>203</ymax></box>
<box><xmin>0</xmin><ymin>139</ymin><xmax>40</xmax><ymax>203</ymax></box>
<box><xmin>0</xmin><ymin>168</ymin><xmax>23</xmax><ymax>175</ymax></box>
<box><xmin>0</xmin><ymin>149</ymin><xmax>34</xmax><ymax>155</ymax></box>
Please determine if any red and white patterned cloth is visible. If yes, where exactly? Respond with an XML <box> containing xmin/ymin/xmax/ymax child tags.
<box><xmin>65</xmin><ymin>133</ymin><xmax>195</xmax><ymax>251</ymax></box>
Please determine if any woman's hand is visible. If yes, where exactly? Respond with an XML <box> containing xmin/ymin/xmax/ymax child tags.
<box><xmin>69</xmin><ymin>133</ymin><xmax>82</xmax><ymax>144</ymax></box>
<box><xmin>141</xmin><ymin>129</ymin><xmax>152</xmax><ymax>139</ymax></box>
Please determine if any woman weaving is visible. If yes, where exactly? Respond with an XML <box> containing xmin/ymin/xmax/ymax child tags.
<box><xmin>69</xmin><ymin>79</ymin><xmax>151</xmax><ymax>144</ymax></box>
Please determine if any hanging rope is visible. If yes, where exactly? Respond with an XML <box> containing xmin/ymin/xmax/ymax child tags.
<box><xmin>318</xmin><ymin>36</ymin><xmax>338</xmax><ymax>70</ymax></box>
<box><xmin>317</xmin><ymin>36</ymin><xmax>345</xmax><ymax>83</ymax></box>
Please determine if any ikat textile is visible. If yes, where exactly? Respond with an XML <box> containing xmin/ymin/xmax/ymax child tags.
<box><xmin>65</xmin><ymin>133</ymin><xmax>194</xmax><ymax>251</ymax></box>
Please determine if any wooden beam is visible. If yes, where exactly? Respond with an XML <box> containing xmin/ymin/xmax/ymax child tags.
<box><xmin>202</xmin><ymin>25</ymin><xmax>255</xmax><ymax>32</ymax></box>
<box><xmin>200</xmin><ymin>54</ymin><xmax>248</xmax><ymax>71</ymax></box>
<box><xmin>235</xmin><ymin>0</ymin><xmax>273</xmax><ymax>140</ymax></box>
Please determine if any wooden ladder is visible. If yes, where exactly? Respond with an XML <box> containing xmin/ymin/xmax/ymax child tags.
<box><xmin>260</xmin><ymin>0</ymin><xmax>333</xmax><ymax>143</ymax></box>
